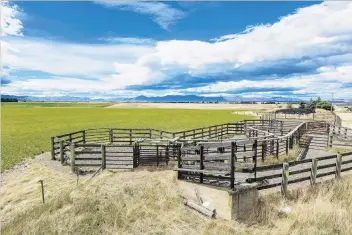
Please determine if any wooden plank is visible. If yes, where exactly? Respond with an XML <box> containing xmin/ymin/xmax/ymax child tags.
<box><xmin>175</xmin><ymin>168</ymin><xmax>229</xmax><ymax>176</ymax></box>
<box><xmin>341</xmin><ymin>152</ymin><xmax>352</xmax><ymax>156</ymax></box>
<box><xmin>75</xmin><ymin>164</ymin><xmax>102</xmax><ymax>167</ymax></box>
<box><xmin>341</xmin><ymin>158</ymin><xmax>352</xmax><ymax>165</ymax></box>
<box><xmin>255</xmin><ymin>172</ymin><xmax>282</xmax><ymax>181</ymax></box>
<box><xmin>75</xmin><ymin>151</ymin><xmax>102</xmax><ymax>154</ymax></box>
<box><xmin>317</xmin><ymin>162</ymin><xmax>336</xmax><ymax>170</ymax></box>
<box><xmin>75</xmin><ymin>157</ymin><xmax>102</xmax><ymax>161</ymax></box>
<box><xmin>289</xmin><ymin>167</ymin><xmax>311</xmax><ymax>176</ymax></box>
<box><xmin>288</xmin><ymin>176</ymin><xmax>312</xmax><ymax>185</ymax></box>
<box><xmin>316</xmin><ymin>170</ymin><xmax>336</xmax><ymax>178</ymax></box>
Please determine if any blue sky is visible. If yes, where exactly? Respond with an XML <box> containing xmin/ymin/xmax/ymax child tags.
<box><xmin>1</xmin><ymin>1</ymin><xmax>352</xmax><ymax>100</ymax></box>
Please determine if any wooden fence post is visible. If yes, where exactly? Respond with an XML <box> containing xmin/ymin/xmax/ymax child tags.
<box><xmin>165</xmin><ymin>146</ymin><xmax>169</xmax><ymax>165</ymax></box>
<box><xmin>200</xmin><ymin>145</ymin><xmax>204</xmax><ymax>183</ymax></box>
<box><xmin>329</xmin><ymin>133</ymin><xmax>333</xmax><ymax>148</ymax></box>
<box><xmin>132</xmin><ymin>144</ymin><xmax>136</xmax><ymax>168</ymax></box>
<box><xmin>177</xmin><ymin>145</ymin><xmax>182</xmax><ymax>179</ymax></box>
<box><xmin>101</xmin><ymin>145</ymin><xmax>106</xmax><ymax>170</ymax></box>
<box><xmin>60</xmin><ymin>141</ymin><xmax>64</xmax><ymax>165</ymax></box>
<box><xmin>286</xmin><ymin>137</ymin><xmax>289</xmax><ymax>154</ymax></box>
<box><xmin>243</xmin><ymin>144</ymin><xmax>247</xmax><ymax>162</ymax></box>
<box><xmin>82</xmin><ymin>130</ymin><xmax>86</xmax><ymax>144</ymax></box>
<box><xmin>109</xmin><ymin>128</ymin><xmax>113</xmax><ymax>144</ymax></box>
<box><xmin>276</xmin><ymin>139</ymin><xmax>279</xmax><ymax>159</ymax></box>
<box><xmin>129</xmin><ymin>129</ymin><xmax>132</xmax><ymax>145</ymax></box>
<box><xmin>281</xmin><ymin>162</ymin><xmax>289</xmax><ymax>197</ymax></box>
<box><xmin>244</xmin><ymin>121</ymin><xmax>247</xmax><ymax>136</ymax></box>
<box><xmin>156</xmin><ymin>145</ymin><xmax>159</xmax><ymax>167</ymax></box>
<box><xmin>230</xmin><ymin>142</ymin><xmax>235</xmax><ymax>189</ymax></box>
<box><xmin>261</xmin><ymin>141</ymin><xmax>265</xmax><ymax>162</ymax></box>
<box><xmin>310</xmin><ymin>158</ymin><xmax>317</xmax><ymax>185</ymax></box>
<box><xmin>253</xmin><ymin>140</ymin><xmax>258</xmax><ymax>180</ymax></box>
<box><xmin>51</xmin><ymin>137</ymin><xmax>56</xmax><ymax>160</ymax></box>
<box><xmin>70</xmin><ymin>143</ymin><xmax>76</xmax><ymax>173</ymax></box>
<box><xmin>336</xmin><ymin>154</ymin><xmax>342</xmax><ymax>179</ymax></box>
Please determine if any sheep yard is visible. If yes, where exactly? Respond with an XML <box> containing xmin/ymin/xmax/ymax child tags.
<box><xmin>1</xmin><ymin>102</ymin><xmax>253</xmax><ymax>171</ymax></box>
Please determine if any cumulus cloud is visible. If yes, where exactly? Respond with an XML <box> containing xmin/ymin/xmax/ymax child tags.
<box><xmin>0</xmin><ymin>1</ymin><xmax>23</xmax><ymax>36</ymax></box>
<box><xmin>2</xmin><ymin>1</ymin><xmax>352</xmax><ymax>99</ymax></box>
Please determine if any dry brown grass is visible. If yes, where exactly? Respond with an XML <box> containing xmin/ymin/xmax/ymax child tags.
<box><xmin>252</xmin><ymin>177</ymin><xmax>352</xmax><ymax>235</ymax></box>
<box><xmin>257</xmin><ymin>145</ymin><xmax>299</xmax><ymax>166</ymax></box>
<box><xmin>325</xmin><ymin>147</ymin><xmax>352</xmax><ymax>155</ymax></box>
<box><xmin>2</xmin><ymin>158</ymin><xmax>352</xmax><ymax>235</ymax></box>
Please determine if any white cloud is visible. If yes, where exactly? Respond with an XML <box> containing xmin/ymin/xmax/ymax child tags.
<box><xmin>101</xmin><ymin>37</ymin><xmax>155</xmax><ymax>45</ymax></box>
<box><xmin>0</xmin><ymin>1</ymin><xmax>23</xmax><ymax>36</ymax></box>
<box><xmin>96</xmin><ymin>1</ymin><xmax>185</xmax><ymax>30</ymax></box>
<box><xmin>2</xmin><ymin>1</ymin><xmax>352</xmax><ymax>99</ymax></box>
<box><xmin>2</xmin><ymin>36</ymin><xmax>154</xmax><ymax>78</ymax></box>
<box><xmin>185</xmin><ymin>64</ymin><xmax>352</xmax><ymax>99</ymax></box>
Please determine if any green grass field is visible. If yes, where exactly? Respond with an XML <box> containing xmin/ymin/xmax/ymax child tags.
<box><xmin>1</xmin><ymin>102</ymin><xmax>253</xmax><ymax>171</ymax></box>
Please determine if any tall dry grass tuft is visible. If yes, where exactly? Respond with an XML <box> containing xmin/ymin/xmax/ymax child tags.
<box><xmin>249</xmin><ymin>177</ymin><xmax>352</xmax><ymax>235</ymax></box>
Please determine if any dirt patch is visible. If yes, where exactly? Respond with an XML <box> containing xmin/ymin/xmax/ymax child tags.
<box><xmin>337</xmin><ymin>112</ymin><xmax>352</xmax><ymax>128</ymax></box>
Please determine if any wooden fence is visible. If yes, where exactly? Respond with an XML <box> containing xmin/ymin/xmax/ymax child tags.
<box><xmin>61</xmin><ymin>142</ymin><xmax>182</xmax><ymax>172</ymax></box>
<box><xmin>51</xmin><ymin>117</ymin><xmax>351</xmax><ymax>177</ymax></box>
<box><xmin>260</xmin><ymin>112</ymin><xmax>315</xmax><ymax>121</ymax></box>
<box><xmin>247</xmin><ymin>152</ymin><xmax>352</xmax><ymax>194</ymax></box>
<box><xmin>51</xmin><ymin>120</ymin><xmax>289</xmax><ymax>173</ymax></box>
<box><xmin>175</xmin><ymin>121</ymin><xmax>325</xmax><ymax>189</ymax></box>
<box><xmin>51</xmin><ymin>122</ymin><xmax>248</xmax><ymax>160</ymax></box>
<box><xmin>328</xmin><ymin>125</ymin><xmax>352</xmax><ymax>148</ymax></box>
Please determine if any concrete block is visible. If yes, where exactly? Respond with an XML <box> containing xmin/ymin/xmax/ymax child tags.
<box><xmin>177</xmin><ymin>180</ymin><xmax>259</xmax><ymax>221</ymax></box>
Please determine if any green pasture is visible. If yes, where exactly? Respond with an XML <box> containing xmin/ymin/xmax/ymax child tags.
<box><xmin>1</xmin><ymin>102</ymin><xmax>254</xmax><ymax>171</ymax></box>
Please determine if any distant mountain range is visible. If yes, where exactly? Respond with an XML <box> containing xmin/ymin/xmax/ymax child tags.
<box><xmin>1</xmin><ymin>94</ymin><xmax>351</xmax><ymax>104</ymax></box>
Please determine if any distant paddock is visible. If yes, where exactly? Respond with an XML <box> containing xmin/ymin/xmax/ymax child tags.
<box><xmin>106</xmin><ymin>102</ymin><xmax>288</xmax><ymax>110</ymax></box>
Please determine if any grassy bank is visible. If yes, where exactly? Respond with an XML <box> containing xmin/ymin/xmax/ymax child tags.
<box><xmin>2</xmin><ymin>163</ymin><xmax>352</xmax><ymax>235</ymax></box>
<box><xmin>1</xmin><ymin>102</ymin><xmax>252</xmax><ymax>170</ymax></box>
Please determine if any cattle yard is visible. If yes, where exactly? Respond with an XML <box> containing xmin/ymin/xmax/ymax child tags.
<box><xmin>51</xmin><ymin>110</ymin><xmax>352</xmax><ymax>187</ymax></box>
<box><xmin>51</xmin><ymin>109</ymin><xmax>352</xmax><ymax>196</ymax></box>
<box><xmin>50</xmin><ymin>110</ymin><xmax>352</xmax><ymax>220</ymax></box>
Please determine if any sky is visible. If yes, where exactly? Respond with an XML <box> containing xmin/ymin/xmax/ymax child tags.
<box><xmin>1</xmin><ymin>1</ymin><xmax>352</xmax><ymax>100</ymax></box>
